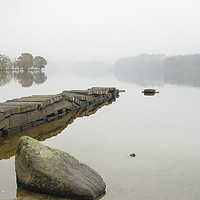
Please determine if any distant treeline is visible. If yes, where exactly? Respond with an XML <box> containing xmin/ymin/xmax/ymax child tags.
<box><xmin>114</xmin><ymin>54</ymin><xmax>200</xmax><ymax>70</ymax></box>
<box><xmin>0</xmin><ymin>53</ymin><xmax>47</xmax><ymax>71</ymax></box>
<box><xmin>114</xmin><ymin>54</ymin><xmax>200</xmax><ymax>87</ymax></box>
<box><xmin>164</xmin><ymin>54</ymin><xmax>200</xmax><ymax>69</ymax></box>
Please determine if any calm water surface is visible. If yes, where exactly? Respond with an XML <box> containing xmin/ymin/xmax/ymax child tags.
<box><xmin>0</xmin><ymin>67</ymin><xmax>200</xmax><ymax>200</ymax></box>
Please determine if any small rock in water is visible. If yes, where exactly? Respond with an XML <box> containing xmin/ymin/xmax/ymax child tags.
<box><xmin>129</xmin><ymin>153</ymin><xmax>136</xmax><ymax>157</ymax></box>
<box><xmin>15</xmin><ymin>136</ymin><xmax>106</xmax><ymax>200</ymax></box>
<box><xmin>142</xmin><ymin>89</ymin><xmax>159</xmax><ymax>96</ymax></box>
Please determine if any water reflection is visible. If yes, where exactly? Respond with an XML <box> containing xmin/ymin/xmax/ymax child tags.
<box><xmin>0</xmin><ymin>71</ymin><xmax>47</xmax><ymax>87</ymax></box>
<box><xmin>143</xmin><ymin>92</ymin><xmax>156</xmax><ymax>96</ymax></box>
<box><xmin>16</xmin><ymin>187</ymin><xmax>105</xmax><ymax>200</ymax></box>
<box><xmin>114</xmin><ymin>68</ymin><xmax>200</xmax><ymax>87</ymax></box>
<box><xmin>0</xmin><ymin>71</ymin><xmax>12</xmax><ymax>86</ymax></box>
<box><xmin>0</xmin><ymin>98</ymin><xmax>116</xmax><ymax>160</ymax></box>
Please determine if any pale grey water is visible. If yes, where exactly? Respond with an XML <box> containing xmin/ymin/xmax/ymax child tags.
<box><xmin>0</xmin><ymin>66</ymin><xmax>200</xmax><ymax>200</ymax></box>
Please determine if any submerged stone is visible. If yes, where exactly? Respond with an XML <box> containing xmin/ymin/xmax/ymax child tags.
<box><xmin>15</xmin><ymin>136</ymin><xmax>106</xmax><ymax>199</ymax></box>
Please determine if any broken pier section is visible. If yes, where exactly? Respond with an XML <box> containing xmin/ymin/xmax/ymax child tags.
<box><xmin>0</xmin><ymin>87</ymin><xmax>119</xmax><ymax>136</ymax></box>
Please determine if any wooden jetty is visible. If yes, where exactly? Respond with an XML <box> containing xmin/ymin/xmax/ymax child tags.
<box><xmin>0</xmin><ymin>96</ymin><xmax>117</xmax><ymax>160</ymax></box>
<box><xmin>0</xmin><ymin>87</ymin><xmax>120</xmax><ymax>136</ymax></box>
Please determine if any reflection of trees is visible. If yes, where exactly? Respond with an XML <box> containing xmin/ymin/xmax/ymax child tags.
<box><xmin>114</xmin><ymin>67</ymin><xmax>164</xmax><ymax>87</ymax></box>
<box><xmin>163</xmin><ymin>70</ymin><xmax>200</xmax><ymax>87</ymax></box>
<box><xmin>14</xmin><ymin>71</ymin><xmax>47</xmax><ymax>87</ymax></box>
<box><xmin>114</xmin><ymin>68</ymin><xmax>200</xmax><ymax>87</ymax></box>
<box><xmin>14</xmin><ymin>71</ymin><xmax>34</xmax><ymax>87</ymax></box>
<box><xmin>33</xmin><ymin>71</ymin><xmax>47</xmax><ymax>84</ymax></box>
<box><xmin>0</xmin><ymin>71</ymin><xmax>12</xmax><ymax>86</ymax></box>
<box><xmin>0</xmin><ymin>71</ymin><xmax>47</xmax><ymax>87</ymax></box>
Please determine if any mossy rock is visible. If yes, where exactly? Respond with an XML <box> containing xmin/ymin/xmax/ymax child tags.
<box><xmin>15</xmin><ymin>136</ymin><xmax>106</xmax><ymax>199</ymax></box>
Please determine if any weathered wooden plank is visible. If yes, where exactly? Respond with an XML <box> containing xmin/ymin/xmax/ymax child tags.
<box><xmin>27</xmin><ymin>109</ymin><xmax>44</xmax><ymax>123</ymax></box>
<box><xmin>9</xmin><ymin>113</ymin><xmax>28</xmax><ymax>129</ymax></box>
<box><xmin>88</xmin><ymin>90</ymin><xmax>108</xmax><ymax>95</ymax></box>
<box><xmin>88</xmin><ymin>87</ymin><xmax>117</xmax><ymax>95</ymax></box>
<box><xmin>0</xmin><ymin>106</ymin><xmax>14</xmax><ymax>117</ymax></box>
<box><xmin>31</xmin><ymin>95</ymin><xmax>65</xmax><ymax>102</ymax></box>
<box><xmin>8</xmin><ymin>97</ymin><xmax>52</xmax><ymax>105</ymax></box>
<box><xmin>26</xmin><ymin>99</ymin><xmax>73</xmax><ymax>123</ymax></box>
<box><xmin>70</xmin><ymin>90</ymin><xmax>90</xmax><ymax>96</ymax></box>
<box><xmin>0</xmin><ymin>118</ymin><xmax>9</xmax><ymax>130</ymax></box>
<box><xmin>0</xmin><ymin>102</ymin><xmax>38</xmax><ymax>114</ymax></box>
<box><xmin>7</xmin><ymin>95</ymin><xmax>64</xmax><ymax>108</ymax></box>
<box><xmin>0</xmin><ymin>113</ymin><xmax>5</xmax><ymax>121</ymax></box>
<box><xmin>91</xmin><ymin>87</ymin><xmax>116</xmax><ymax>91</ymax></box>
<box><xmin>42</xmin><ymin>99</ymin><xmax>73</xmax><ymax>117</ymax></box>
<box><xmin>0</xmin><ymin>104</ymin><xmax>23</xmax><ymax>116</ymax></box>
<box><xmin>62</xmin><ymin>91</ymin><xmax>87</xmax><ymax>101</ymax></box>
<box><xmin>6</xmin><ymin>99</ymin><xmax>43</xmax><ymax>108</ymax></box>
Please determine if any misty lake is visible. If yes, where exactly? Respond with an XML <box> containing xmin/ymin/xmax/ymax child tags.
<box><xmin>0</xmin><ymin>65</ymin><xmax>200</xmax><ymax>200</ymax></box>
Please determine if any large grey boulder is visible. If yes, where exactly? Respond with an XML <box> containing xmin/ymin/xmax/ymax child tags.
<box><xmin>15</xmin><ymin>136</ymin><xmax>106</xmax><ymax>199</ymax></box>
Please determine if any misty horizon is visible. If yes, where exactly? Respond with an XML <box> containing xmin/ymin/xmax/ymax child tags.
<box><xmin>1</xmin><ymin>0</ymin><xmax>200</xmax><ymax>65</ymax></box>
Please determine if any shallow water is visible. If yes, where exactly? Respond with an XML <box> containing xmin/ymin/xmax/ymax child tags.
<box><xmin>0</xmin><ymin>67</ymin><xmax>200</xmax><ymax>200</ymax></box>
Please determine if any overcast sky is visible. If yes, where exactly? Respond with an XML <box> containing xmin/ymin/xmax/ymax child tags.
<box><xmin>1</xmin><ymin>0</ymin><xmax>200</xmax><ymax>63</ymax></box>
